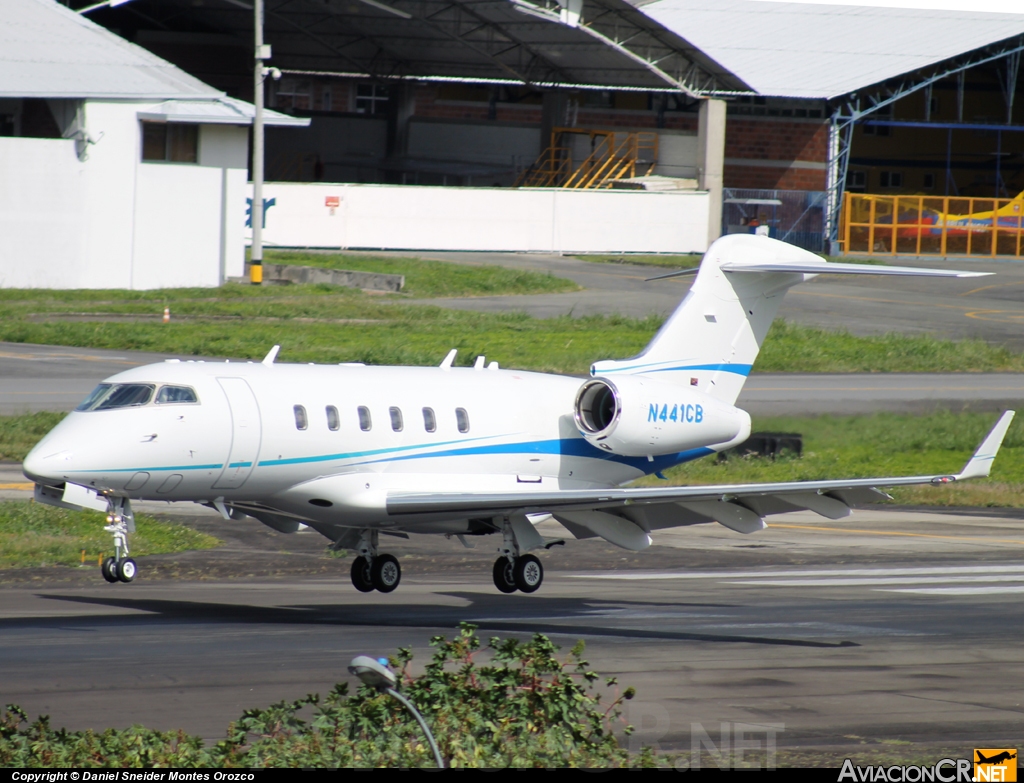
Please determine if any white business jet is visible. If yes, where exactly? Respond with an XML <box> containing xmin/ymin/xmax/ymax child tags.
<box><xmin>22</xmin><ymin>235</ymin><xmax>1014</xmax><ymax>593</ymax></box>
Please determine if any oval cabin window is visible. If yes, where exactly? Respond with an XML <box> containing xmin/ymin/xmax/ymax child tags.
<box><xmin>326</xmin><ymin>406</ymin><xmax>340</xmax><ymax>431</ymax></box>
<box><xmin>422</xmin><ymin>407</ymin><xmax>436</xmax><ymax>433</ymax></box>
<box><xmin>456</xmin><ymin>407</ymin><xmax>470</xmax><ymax>433</ymax></box>
<box><xmin>390</xmin><ymin>406</ymin><xmax>404</xmax><ymax>432</ymax></box>
<box><xmin>294</xmin><ymin>405</ymin><xmax>308</xmax><ymax>431</ymax></box>
<box><xmin>357</xmin><ymin>406</ymin><xmax>372</xmax><ymax>431</ymax></box>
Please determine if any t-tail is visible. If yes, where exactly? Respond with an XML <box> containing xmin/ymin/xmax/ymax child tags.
<box><xmin>590</xmin><ymin>234</ymin><xmax>990</xmax><ymax>405</ymax></box>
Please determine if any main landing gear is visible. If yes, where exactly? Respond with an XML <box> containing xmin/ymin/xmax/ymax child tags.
<box><xmin>349</xmin><ymin>529</ymin><xmax>401</xmax><ymax>593</ymax></box>
<box><xmin>101</xmin><ymin>498</ymin><xmax>138</xmax><ymax>584</ymax></box>
<box><xmin>491</xmin><ymin>518</ymin><xmax>544</xmax><ymax>593</ymax></box>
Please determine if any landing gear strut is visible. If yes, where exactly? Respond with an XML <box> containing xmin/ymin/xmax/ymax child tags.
<box><xmin>349</xmin><ymin>530</ymin><xmax>401</xmax><ymax>593</ymax></box>
<box><xmin>491</xmin><ymin>518</ymin><xmax>544</xmax><ymax>593</ymax></box>
<box><xmin>102</xmin><ymin>498</ymin><xmax>137</xmax><ymax>584</ymax></box>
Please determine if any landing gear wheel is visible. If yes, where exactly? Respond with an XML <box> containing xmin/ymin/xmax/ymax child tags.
<box><xmin>116</xmin><ymin>557</ymin><xmax>137</xmax><ymax>583</ymax></box>
<box><xmin>513</xmin><ymin>554</ymin><xmax>543</xmax><ymax>593</ymax></box>
<box><xmin>101</xmin><ymin>557</ymin><xmax>119</xmax><ymax>584</ymax></box>
<box><xmin>371</xmin><ymin>554</ymin><xmax>401</xmax><ymax>593</ymax></box>
<box><xmin>351</xmin><ymin>556</ymin><xmax>375</xmax><ymax>592</ymax></box>
<box><xmin>492</xmin><ymin>557</ymin><xmax>518</xmax><ymax>593</ymax></box>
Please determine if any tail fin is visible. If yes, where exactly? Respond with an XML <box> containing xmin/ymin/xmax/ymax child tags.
<box><xmin>590</xmin><ymin>234</ymin><xmax>990</xmax><ymax>405</ymax></box>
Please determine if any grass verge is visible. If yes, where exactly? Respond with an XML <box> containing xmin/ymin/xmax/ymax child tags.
<box><xmin>262</xmin><ymin>250</ymin><xmax>578</xmax><ymax>297</ymax></box>
<box><xmin>0</xmin><ymin>501</ymin><xmax>220</xmax><ymax>569</ymax></box>
<box><xmin>634</xmin><ymin>410</ymin><xmax>1024</xmax><ymax>507</ymax></box>
<box><xmin>572</xmin><ymin>253</ymin><xmax>702</xmax><ymax>269</ymax></box>
<box><xmin>0</xmin><ymin>412</ymin><xmax>65</xmax><ymax>462</ymax></box>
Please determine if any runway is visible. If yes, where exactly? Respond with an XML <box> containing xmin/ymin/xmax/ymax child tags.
<box><xmin>1</xmin><ymin>508</ymin><xmax>1023</xmax><ymax>755</ymax></box>
<box><xmin>2</xmin><ymin>341</ymin><xmax>1021</xmax><ymax>416</ymax></box>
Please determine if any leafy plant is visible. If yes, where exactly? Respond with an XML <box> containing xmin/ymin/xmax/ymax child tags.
<box><xmin>0</xmin><ymin>624</ymin><xmax>652</xmax><ymax>768</ymax></box>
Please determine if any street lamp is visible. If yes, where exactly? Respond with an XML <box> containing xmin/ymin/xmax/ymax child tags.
<box><xmin>348</xmin><ymin>655</ymin><xmax>444</xmax><ymax>769</ymax></box>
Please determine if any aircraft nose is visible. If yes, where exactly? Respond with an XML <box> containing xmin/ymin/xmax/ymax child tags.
<box><xmin>22</xmin><ymin>441</ymin><xmax>72</xmax><ymax>485</ymax></box>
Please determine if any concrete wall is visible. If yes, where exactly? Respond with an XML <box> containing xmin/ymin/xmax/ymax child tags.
<box><xmin>0</xmin><ymin>101</ymin><xmax>248</xmax><ymax>289</ymax></box>
<box><xmin>249</xmin><ymin>182</ymin><xmax>712</xmax><ymax>254</ymax></box>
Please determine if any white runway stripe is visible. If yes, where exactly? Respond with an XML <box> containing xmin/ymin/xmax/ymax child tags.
<box><xmin>726</xmin><ymin>575</ymin><xmax>1024</xmax><ymax>587</ymax></box>
<box><xmin>880</xmin><ymin>585</ymin><xmax>1024</xmax><ymax>595</ymax></box>
<box><xmin>574</xmin><ymin>564</ymin><xmax>1024</xmax><ymax>581</ymax></box>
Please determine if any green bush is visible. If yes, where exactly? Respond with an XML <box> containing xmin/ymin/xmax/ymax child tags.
<box><xmin>0</xmin><ymin>624</ymin><xmax>653</xmax><ymax>768</ymax></box>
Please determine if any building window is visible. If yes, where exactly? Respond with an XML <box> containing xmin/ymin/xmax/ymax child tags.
<box><xmin>923</xmin><ymin>173</ymin><xmax>935</xmax><ymax>190</ymax></box>
<box><xmin>293</xmin><ymin>405</ymin><xmax>308</xmax><ymax>431</ymax></box>
<box><xmin>422</xmin><ymin>407</ymin><xmax>436</xmax><ymax>433</ymax></box>
<box><xmin>141</xmin><ymin>122</ymin><xmax>198</xmax><ymax>163</ymax></box>
<box><xmin>274</xmin><ymin>79</ymin><xmax>311</xmax><ymax>111</ymax></box>
<box><xmin>456</xmin><ymin>407</ymin><xmax>470</xmax><ymax>434</ymax></box>
<box><xmin>326</xmin><ymin>405</ymin><xmax>340</xmax><ymax>431</ymax></box>
<box><xmin>355</xmin><ymin>84</ymin><xmax>389</xmax><ymax>115</ymax></box>
<box><xmin>389</xmin><ymin>406</ymin><xmax>404</xmax><ymax>432</ymax></box>
<box><xmin>358</xmin><ymin>406</ymin><xmax>372</xmax><ymax>431</ymax></box>
<box><xmin>879</xmin><ymin>171</ymin><xmax>903</xmax><ymax>189</ymax></box>
<box><xmin>321</xmin><ymin>87</ymin><xmax>332</xmax><ymax>112</ymax></box>
<box><xmin>848</xmin><ymin>171</ymin><xmax>867</xmax><ymax>193</ymax></box>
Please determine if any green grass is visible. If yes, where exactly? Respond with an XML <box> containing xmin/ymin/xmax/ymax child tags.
<box><xmin>2</xmin><ymin>271</ymin><xmax>1023</xmax><ymax>374</ymax></box>
<box><xmin>262</xmin><ymin>250</ymin><xmax>579</xmax><ymax>297</ymax></box>
<box><xmin>0</xmin><ymin>412</ymin><xmax>65</xmax><ymax>461</ymax></box>
<box><xmin>0</xmin><ymin>501</ymin><xmax>219</xmax><ymax>569</ymax></box>
<box><xmin>634</xmin><ymin>410</ymin><xmax>1024</xmax><ymax>507</ymax></box>
<box><xmin>572</xmin><ymin>253</ymin><xmax>702</xmax><ymax>269</ymax></box>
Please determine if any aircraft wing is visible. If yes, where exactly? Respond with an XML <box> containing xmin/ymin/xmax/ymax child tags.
<box><xmin>386</xmin><ymin>412</ymin><xmax>1014</xmax><ymax>545</ymax></box>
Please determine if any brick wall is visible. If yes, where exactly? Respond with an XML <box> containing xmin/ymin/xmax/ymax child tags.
<box><xmin>724</xmin><ymin>164</ymin><xmax>827</xmax><ymax>190</ymax></box>
<box><xmin>724</xmin><ymin>117</ymin><xmax>829</xmax><ymax>189</ymax></box>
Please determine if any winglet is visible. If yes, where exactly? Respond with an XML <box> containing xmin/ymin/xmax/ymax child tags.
<box><xmin>955</xmin><ymin>410</ymin><xmax>1015</xmax><ymax>480</ymax></box>
<box><xmin>262</xmin><ymin>345</ymin><xmax>280</xmax><ymax>366</ymax></box>
<box><xmin>440</xmin><ymin>348</ymin><xmax>457</xmax><ymax>370</ymax></box>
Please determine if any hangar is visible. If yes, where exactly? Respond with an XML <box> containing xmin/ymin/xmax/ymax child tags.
<box><xmin>25</xmin><ymin>0</ymin><xmax>1024</xmax><ymax>260</ymax></box>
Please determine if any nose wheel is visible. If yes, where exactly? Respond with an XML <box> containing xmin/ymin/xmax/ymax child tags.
<box><xmin>100</xmin><ymin>498</ymin><xmax>138</xmax><ymax>584</ymax></box>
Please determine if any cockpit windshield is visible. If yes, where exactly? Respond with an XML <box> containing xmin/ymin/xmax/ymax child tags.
<box><xmin>75</xmin><ymin>384</ymin><xmax>155</xmax><ymax>412</ymax></box>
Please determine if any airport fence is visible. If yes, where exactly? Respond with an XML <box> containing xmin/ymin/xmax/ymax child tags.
<box><xmin>840</xmin><ymin>193</ymin><xmax>1024</xmax><ymax>258</ymax></box>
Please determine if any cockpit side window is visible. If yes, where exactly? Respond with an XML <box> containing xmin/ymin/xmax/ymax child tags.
<box><xmin>155</xmin><ymin>385</ymin><xmax>199</xmax><ymax>404</ymax></box>
<box><xmin>76</xmin><ymin>383</ymin><xmax>155</xmax><ymax>411</ymax></box>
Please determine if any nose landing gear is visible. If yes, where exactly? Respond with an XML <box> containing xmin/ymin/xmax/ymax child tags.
<box><xmin>101</xmin><ymin>498</ymin><xmax>137</xmax><ymax>584</ymax></box>
<box><xmin>348</xmin><ymin>530</ymin><xmax>402</xmax><ymax>593</ymax></box>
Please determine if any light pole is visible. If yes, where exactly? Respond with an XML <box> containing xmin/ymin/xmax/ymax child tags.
<box><xmin>251</xmin><ymin>0</ymin><xmax>268</xmax><ymax>285</ymax></box>
<box><xmin>348</xmin><ymin>655</ymin><xmax>444</xmax><ymax>769</ymax></box>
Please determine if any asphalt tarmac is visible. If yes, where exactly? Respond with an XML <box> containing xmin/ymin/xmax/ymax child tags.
<box><xmin>1</xmin><ymin>507</ymin><xmax>1022</xmax><ymax>757</ymax></box>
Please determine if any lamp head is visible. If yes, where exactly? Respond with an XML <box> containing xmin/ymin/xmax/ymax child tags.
<box><xmin>348</xmin><ymin>655</ymin><xmax>396</xmax><ymax>690</ymax></box>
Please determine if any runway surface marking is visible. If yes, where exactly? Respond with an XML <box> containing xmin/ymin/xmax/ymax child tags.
<box><xmin>792</xmin><ymin>289</ymin><xmax>1024</xmax><ymax>321</ymax></box>
<box><xmin>769</xmin><ymin>523</ymin><xmax>1024</xmax><ymax>546</ymax></box>
<box><xmin>0</xmin><ymin>483</ymin><xmax>32</xmax><ymax>490</ymax></box>
<box><xmin>573</xmin><ymin>564</ymin><xmax>1024</xmax><ymax>596</ymax></box>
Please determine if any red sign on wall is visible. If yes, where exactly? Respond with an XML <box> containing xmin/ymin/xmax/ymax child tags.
<box><xmin>325</xmin><ymin>196</ymin><xmax>340</xmax><ymax>208</ymax></box>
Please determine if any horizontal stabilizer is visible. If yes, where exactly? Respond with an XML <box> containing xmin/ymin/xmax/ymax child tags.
<box><xmin>956</xmin><ymin>410</ymin><xmax>1015</xmax><ymax>480</ymax></box>
<box><xmin>719</xmin><ymin>261</ymin><xmax>991</xmax><ymax>278</ymax></box>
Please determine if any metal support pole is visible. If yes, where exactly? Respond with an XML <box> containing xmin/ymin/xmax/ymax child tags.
<box><xmin>251</xmin><ymin>0</ymin><xmax>266</xmax><ymax>285</ymax></box>
<box><xmin>996</xmin><ymin>129</ymin><xmax>1002</xmax><ymax>198</ymax></box>
<box><xmin>384</xmin><ymin>687</ymin><xmax>444</xmax><ymax>768</ymax></box>
<box><xmin>945</xmin><ymin>127</ymin><xmax>952</xmax><ymax>196</ymax></box>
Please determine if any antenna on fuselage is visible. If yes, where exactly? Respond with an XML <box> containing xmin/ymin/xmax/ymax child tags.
<box><xmin>262</xmin><ymin>345</ymin><xmax>280</xmax><ymax>366</ymax></box>
<box><xmin>439</xmin><ymin>349</ymin><xmax>457</xmax><ymax>370</ymax></box>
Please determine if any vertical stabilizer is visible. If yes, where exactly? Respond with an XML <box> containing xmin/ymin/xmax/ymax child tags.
<box><xmin>590</xmin><ymin>234</ymin><xmax>988</xmax><ymax>405</ymax></box>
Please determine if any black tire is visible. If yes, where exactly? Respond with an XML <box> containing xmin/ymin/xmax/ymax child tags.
<box><xmin>351</xmin><ymin>556</ymin><xmax>375</xmax><ymax>592</ymax></box>
<box><xmin>513</xmin><ymin>554</ymin><xmax>543</xmax><ymax>593</ymax></box>
<box><xmin>116</xmin><ymin>557</ymin><xmax>138</xmax><ymax>583</ymax></box>
<box><xmin>101</xmin><ymin>557</ymin><xmax>119</xmax><ymax>584</ymax></box>
<box><xmin>492</xmin><ymin>557</ymin><xmax>518</xmax><ymax>593</ymax></box>
<box><xmin>371</xmin><ymin>554</ymin><xmax>401</xmax><ymax>593</ymax></box>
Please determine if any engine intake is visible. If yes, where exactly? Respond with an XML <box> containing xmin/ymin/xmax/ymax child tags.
<box><xmin>574</xmin><ymin>376</ymin><xmax>750</xmax><ymax>458</ymax></box>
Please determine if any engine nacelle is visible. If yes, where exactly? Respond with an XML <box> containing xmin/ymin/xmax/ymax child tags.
<box><xmin>574</xmin><ymin>375</ymin><xmax>751</xmax><ymax>457</ymax></box>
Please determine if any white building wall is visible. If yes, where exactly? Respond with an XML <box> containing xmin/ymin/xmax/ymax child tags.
<box><xmin>251</xmin><ymin>182</ymin><xmax>711</xmax><ymax>254</ymax></box>
<box><xmin>0</xmin><ymin>101</ymin><xmax>249</xmax><ymax>289</ymax></box>
<box><xmin>0</xmin><ymin>137</ymin><xmax>88</xmax><ymax>288</ymax></box>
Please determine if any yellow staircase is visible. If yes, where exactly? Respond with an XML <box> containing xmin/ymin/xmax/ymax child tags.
<box><xmin>515</xmin><ymin>128</ymin><xmax>658</xmax><ymax>189</ymax></box>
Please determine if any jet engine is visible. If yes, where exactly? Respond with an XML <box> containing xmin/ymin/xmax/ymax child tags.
<box><xmin>573</xmin><ymin>375</ymin><xmax>751</xmax><ymax>457</ymax></box>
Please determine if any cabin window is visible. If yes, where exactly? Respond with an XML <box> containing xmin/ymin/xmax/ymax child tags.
<box><xmin>456</xmin><ymin>407</ymin><xmax>470</xmax><ymax>433</ymax></box>
<box><xmin>293</xmin><ymin>405</ymin><xmax>308</xmax><ymax>431</ymax></box>
<box><xmin>358</xmin><ymin>406</ymin><xmax>372</xmax><ymax>431</ymax></box>
<box><xmin>422</xmin><ymin>407</ymin><xmax>436</xmax><ymax>433</ymax></box>
<box><xmin>390</xmin><ymin>406</ymin><xmax>404</xmax><ymax>432</ymax></box>
<box><xmin>155</xmin><ymin>385</ymin><xmax>198</xmax><ymax>404</ymax></box>
<box><xmin>75</xmin><ymin>383</ymin><xmax>155</xmax><ymax>411</ymax></box>
<box><xmin>326</xmin><ymin>405</ymin><xmax>340</xmax><ymax>431</ymax></box>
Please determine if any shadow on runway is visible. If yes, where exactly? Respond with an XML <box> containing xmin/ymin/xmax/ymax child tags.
<box><xmin>28</xmin><ymin>592</ymin><xmax>860</xmax><ymax>649</ymax></box>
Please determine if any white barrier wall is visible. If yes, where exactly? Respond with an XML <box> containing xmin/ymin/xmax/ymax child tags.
<box><xmin>0</xmin><ymin>101</ymin><xmax>248</xmax><ymax>290</ymax></box>
<box><xmin>251</xmin><ymin>182</ymin><xmax>712</xmax><ymax>254</ymax></box>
